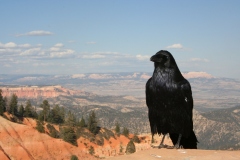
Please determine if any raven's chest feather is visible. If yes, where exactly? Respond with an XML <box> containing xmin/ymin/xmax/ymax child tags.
<box><xmin>149</xmin><ymin>71</ymin><xmax>184</xmax><ymax>107</ymax></box>
<box><xmin>150</xmin><ymin>71</ymin><xmax>179</xmax><ymax>94</ymax></box>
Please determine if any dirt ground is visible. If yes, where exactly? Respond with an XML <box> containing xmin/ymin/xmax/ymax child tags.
<box><xmin>106</xmin><ymin>148</ymin><xmax>240</xmax><ymax>160</ymax></box>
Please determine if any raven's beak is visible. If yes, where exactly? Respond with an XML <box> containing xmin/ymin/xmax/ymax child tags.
<box><xmin>150</xmin><ymin>55</ymin><xmax>161</xmax><ymax>62</ymax></box>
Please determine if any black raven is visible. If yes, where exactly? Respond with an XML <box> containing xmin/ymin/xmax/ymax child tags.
<box><xmin>146</xmin><ymin>50</ymin><xmax>198</xmax><ymax>149</ymax></box>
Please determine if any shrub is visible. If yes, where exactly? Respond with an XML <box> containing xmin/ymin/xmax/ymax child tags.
<box><xmin>46</xmin><ymin>124</ymin><xmax>59</xmax><ymax>138</ymax></box>
<box><xmin>60</xmin><ymin>127</ymin><xmax>77</xmax><ymax>146</ymax></box>
<box><xmin>89</xmin><ymin>146</ymin><xmax>95</xmax><ymax>155</ymax></box>
<box><xmin>70</xmin><ymin>155</ymin><xmax>78</xmax><ymax>160</ymax></box>
<box><xmin>125</xmin><ymin>140</ymin><xmax>136</xmax><ymax>154</ymax></box>
<box><xmin>132</xmin><ymin>134</ymin><xmax>141</xmax><ymax>143</ymax></box>
<box><xmin>36</xmin><ymin>121</ymin><xmax>45</xmax><ymax>133</ymax></box>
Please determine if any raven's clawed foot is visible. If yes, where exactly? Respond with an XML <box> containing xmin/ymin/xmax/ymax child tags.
<box><xmin>158</xmin><ymin>144</ymin><xmax>168</xmax><ymax>149</ymax></box>
<box><xmin>151</xmin><ymin>144</ymin><xmax>168</xmax><ymax>149</ymax></box>
<box><xmin>167</xmin><ymin>144</ymin><xmax>182</xmax><ymax>149</ymax></box>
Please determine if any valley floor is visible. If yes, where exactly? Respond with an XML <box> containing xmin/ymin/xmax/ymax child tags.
<box><xmin>106</xmin><ymin>148</ymin><xmax>240</xmax><ymax>160</ymax></box>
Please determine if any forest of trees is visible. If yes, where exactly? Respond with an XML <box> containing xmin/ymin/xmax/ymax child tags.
<box><xmin>0</xmin><ymin>89</ymin><xmax>136</xmax><ymax>151</ymax></box>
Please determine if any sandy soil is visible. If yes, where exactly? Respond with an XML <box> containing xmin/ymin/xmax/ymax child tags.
<box><xmin>106</xmin><ymin>148</ymin><xmax>240</xmax><ymax>160</ymax></box>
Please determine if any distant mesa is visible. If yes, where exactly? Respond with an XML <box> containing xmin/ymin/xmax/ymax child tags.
<box><xmin>1</xmin><ymin>85</ymin><xmax>82</xmax><ymax>99</ymax></box>
<box><xmin>182</xmin><ymin>72</ymin><xmax>214</xmax><ymax>79</ymax></box>
<box><xmin>70</xmin><ymin>72</ymin><xmax>214</xmax><ymax>80</ymax></box>
<box><xmin>88</xmin><ymin>74</ymin><xmax>113</xmax><ymax>79</ymax></box>
<box><xmin>140</xmin><ymin>72</ymin><xmax>214</xmax><ymax>80</ymax></box>
<box><xmin>71</xmin><ymin>74</ymin><xmax>86</xmax><ymax>79</ymax></box>
<box><xmin>140</xmin><ymin>73</ymin><xmax>151</xmax><ymax>80</ymax></box>
<box><xmin>16</xmin><ymin>76</ymin><xmax>43</xmax><ymax>82</ymax></box>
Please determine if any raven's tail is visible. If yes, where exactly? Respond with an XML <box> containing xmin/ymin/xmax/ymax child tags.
<box><xmin>169</xmin><ymin>130</ymin><xmax>198</xmax><ymax>149</ymax></box>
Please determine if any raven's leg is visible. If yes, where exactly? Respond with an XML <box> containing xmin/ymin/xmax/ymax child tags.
<box><xmin>158</xmin><ymin>134</ymin><xmax>167</xmax><ymax>148</ymax></box>
<box><xmin>151</xmin><ymin>134</ymin><xmax>167</xmax><ymax>148</ymax></box>
<box><xmin>173</xmin><ymin>134</ymin><xmax>182</xmax><ymax>149</ymax></box>
<box><xmin>167</xmin><ymin>134</ymin><xmax>182</xmax><ymax>149</ymax></box>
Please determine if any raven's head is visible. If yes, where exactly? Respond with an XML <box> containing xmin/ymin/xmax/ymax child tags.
<box><xmin>150</xmin><ymin>50</ymin><xmax>177</xmax><ymax>68</ymax></box>
<box><xmin>150</xmin><ymin>50</ymin><xmax>183</xmax><ymax>80</ymax></box>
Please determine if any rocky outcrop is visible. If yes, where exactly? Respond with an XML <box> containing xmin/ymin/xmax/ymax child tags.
<box><xmin>1</xmin><ymin>85</ymin><xmax>81</xmax><ymax>98</ymax></box>
<box><xmin>0</xmin><ymin>116</ymin><xmax>96</xmax><ymax>160</ymax></box>
<box><xmin>0</xmin><ymin>114</ymin><xmax>157</xmax><ymax>159</ymax></box>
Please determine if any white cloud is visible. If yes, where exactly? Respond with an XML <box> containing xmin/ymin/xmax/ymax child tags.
<box><xmin>82</xmin><ymin>52</ymin><xmax>119</xmax><ymax>59</ymax></box>
<box><xmin>54</xmin><ymin>43</ymin><xmax>64</xmax><ymax>47</ymax></box>
<box><xmin>1</xmin><ymin>41</ymin><xmax>151</xmax><ymax>74</ymax></box>
<box><xmin>0</xmin><ymin>42</ymin><xmax>31</xmax><ymax>49</ymax></box>
<box><xmin>20</xmin><ymin>48</ymin><xmax>41</xmax><ymax>56</ymax></box>
<box><xmin>32</xmin><ymin>62</ymin><xmax>53</xmax><ymax>67</ymax></box>
<box><xmin>98</xmin><ymin>61</ymin><xmax>114</xmax><ymax>66</ymax></box>
<box><xmin>50</xmin><ymin>49</ymin><xmax>75</xmax><ymax>58</ymax></box>
<box><xmin>38</xmin><ymin>51</ymin><xmax>45</xmax><ymax>56</ymax></box>
<box><xmin>0</xmin><ymin>41</ymin><xmax>76</xmax><ymax>60</ymax></box>
<box><xmin>50</xmin><ymin>47</ymin><xmax>60</xmax><ymax>51</ymax></box>
<box><xmin>5</xmin><ymin>42</ymin><xmax>17</xmax><ymax>48</ymax></box>
<box><xmin>0</xmin><ymin>42</ymin><xmax>25</xmax><ymax>55</ymax></box>
<box><xmin>166</xmin><ymin>43</ymin><xmax>183</xmax><ymax>49</ymax></box>
<box><xmin>0</xmin><ymin>42</ymin><xmax>17</xmax><ymax>48</ymax></box>
<box><xmin>16</xmin><ymin>30</ymin><xmax>53</xmax><ymax>37</ymax></box>
<box><xmin>83</xmin><ymin>54</ymin><xmax>105</xmax><ymax>59</ymax></box>
<box><xmin>93</xmin><ymin>51</ymin><xmax>119</xmax><ymax>55</ymax></box>
<box><xmin>50</xmin><ymin>43</ymin><xmax>64</xmax><ymax>51</ymax></box>
<box><xmin>136</xmin><ymin>55</ymin><xmax>150</xmax><ymax>61</ymax></box>
<box><xmin>0</xmin><ymin>48</ymin><xmax>21</xmax><ymax>54</ymax></box>
<box><xmin>19</xmin><ymin>43</ymin><xmax>31</xmax><ymax>48</ymax></box>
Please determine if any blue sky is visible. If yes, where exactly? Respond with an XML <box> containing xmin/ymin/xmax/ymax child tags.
<box><xmin>0</xmin><ymin>0</ymin><xmax>240</xmax><ymax>79</ymax></box>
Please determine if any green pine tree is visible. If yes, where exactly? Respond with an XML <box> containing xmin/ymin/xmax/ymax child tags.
<box><xmin>9</xmin><ymin>94</ymin><xmax>18</xmax><ymax>116</ymax></box>
<box><xmin>49</xmin><ymin>105</ymin><xmax>65</xmax><ymax>124</ymax></box>
<box><xmin>65</xmin><ymin>110</ymin><xmax>77</xmax><ymax>127</ymax></box>
<box><xmin>3</xmin><ymin>97</ymin><xmax>8</xmax><ymax>113</ymax></box>
<box><xmin>115</xmin><ymin>122</ymin><xmax>120</xmax><ymax>135</ymax></box>
<box><xmin>79</xmin><ymin>116</ymin><xmax>86</xmax><ymax>127</ymax></box>
<box><xmin>122</xmin><ymin>127</ymin><xmax>129</xmax><ymax>137</ymax></box>
<box><xmin>18</xmin><ymin>104</ymin><xmax>24</xmax><ymax>117</ymax></box>
<box><xmin>0</xmin><ymin>89</ymin><xmax>6</xmax><ymax>115</ymax></box>
<box><xmin>40</xmin><ymin>100</ymin><xmax>50</xmax><ymax>122</ymax></box>
<box><xmin>60</xmin><ymin>126</ymin><xmax>77</xmax><ymax>146</ymax></box>
<box><xmin>87</xmin><ymin>111</ymin><xmax>98</xmax><ymax>134</ymax></box>
<box><xmin>24</xmin><ymin>100</ymin><xmax>33</xmax><ymax>117</ymax></box>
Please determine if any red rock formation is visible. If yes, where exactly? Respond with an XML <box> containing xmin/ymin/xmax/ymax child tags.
<box><xmin>0</xmin><ymin>116</ymin><xmax>97</xmax><ymax>160</ymax></box>
<box><xmin>0</xmin><ymin>115</ymin><xmax>157</xmax><ymax>159</ymax></box>
<box><xmin>1</xmin><ymin>85</ymin><xmax>81</xmax><ymax>98</ymax></box>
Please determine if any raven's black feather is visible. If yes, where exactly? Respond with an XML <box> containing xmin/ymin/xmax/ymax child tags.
<box><xmin>146</xmin><ymin>50</ymin><xmax>198</xmax><ymax>149</ymax></box>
